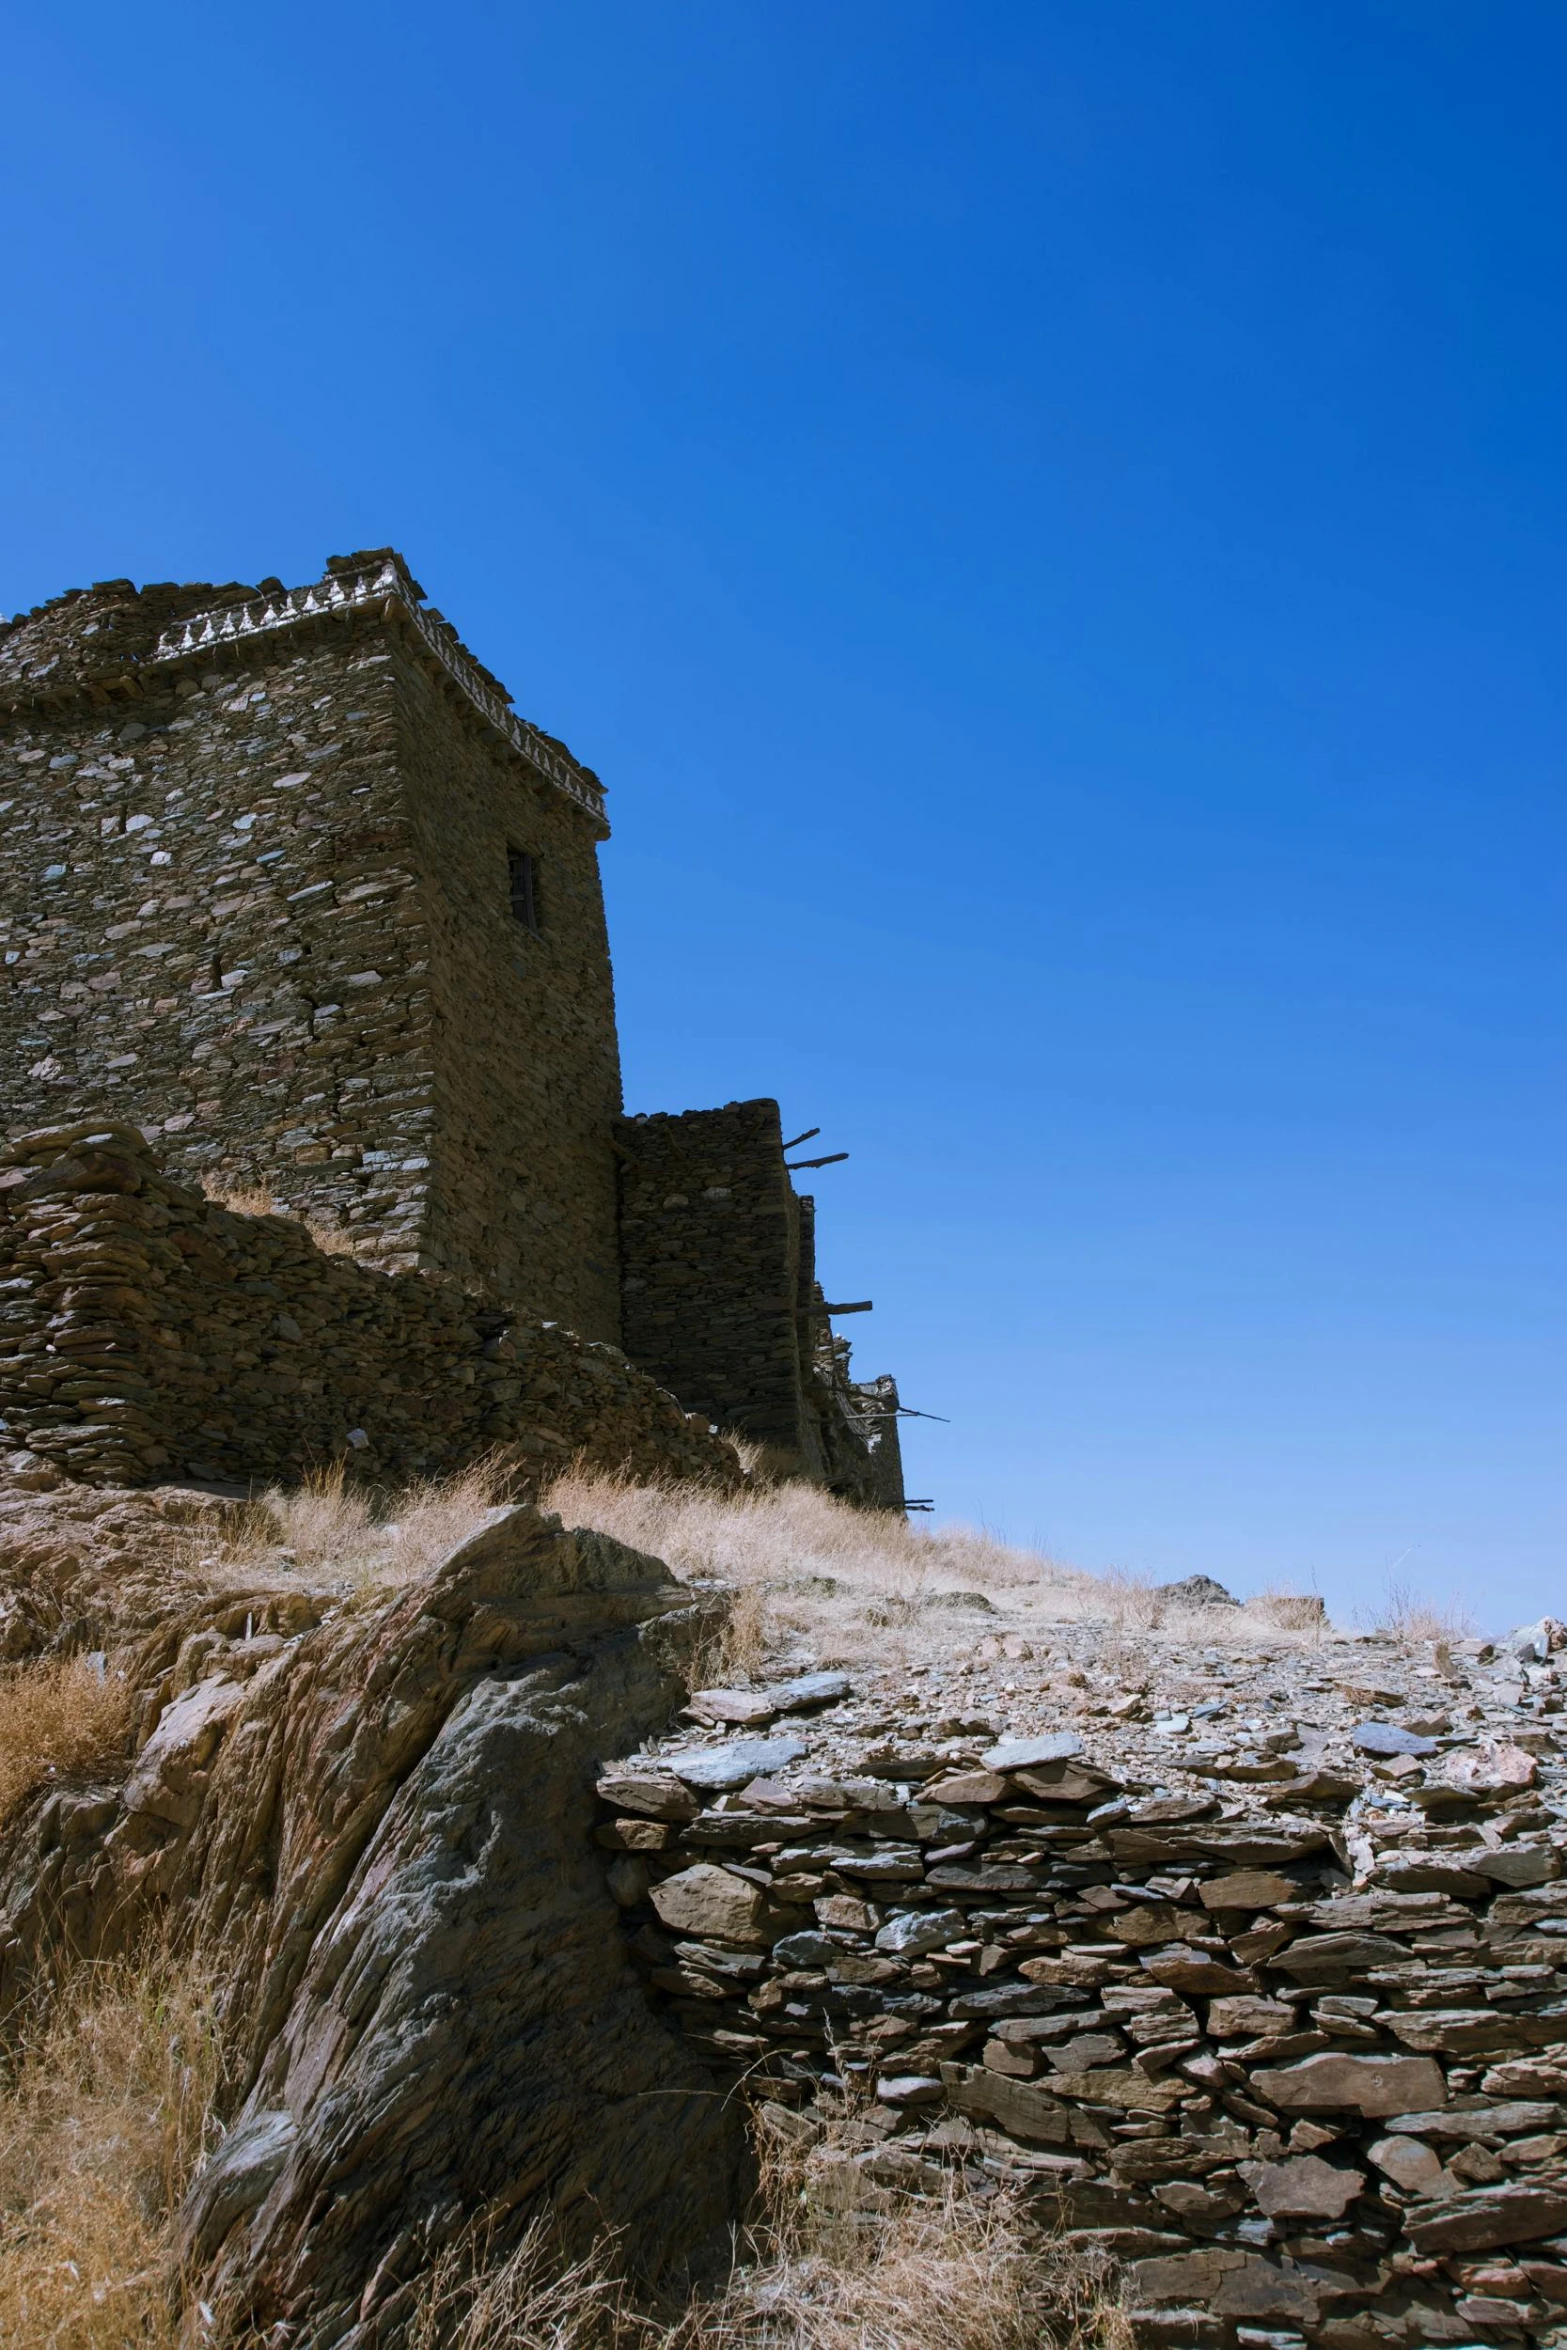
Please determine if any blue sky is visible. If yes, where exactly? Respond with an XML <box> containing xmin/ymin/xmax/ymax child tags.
<box><xmin>2</xmin><ymin>4</ymin><xmax>1563</xmax><ymax>1627</ymax></box>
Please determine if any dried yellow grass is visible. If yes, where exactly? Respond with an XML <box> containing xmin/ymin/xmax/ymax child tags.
<box><xmin>0</xmin><ymin>1953</ymin><xmax>229</xmax><ymax>2350</ymax></box>
<box><xmin>197</xmin><ymin>1172</ymin><xmax>277</xmax><ymax>1218</ymax></box>
<box><xmin>541</xmin><ymin>1469</ymin><xmax>1087</xmax><ymax>1672</ymax></box>
<box><xmin>406</xmin><ymin>2109</ymin><xmax>1129</xmax><ymax>2350</ymax></box>
<box><xmin>0</xmin><ymin>1654</ymin><xmax>133</xmax><ymax>1830</ymax></box>
<box><xmin>1363</xmin><ymin>1574</ymin><xmax>1478</xmax><ymax>1647</ymax></box>
<box><xmin>238</xmin><ymin>1454</ymin><xmax>516</xmax><ymax>1589</ymax></box>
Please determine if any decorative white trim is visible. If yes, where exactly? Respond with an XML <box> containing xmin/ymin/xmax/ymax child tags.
<box><xmin>151</xmin><ymin>558</ymin><xmax>607</xmax><ymax>826</ymax></box>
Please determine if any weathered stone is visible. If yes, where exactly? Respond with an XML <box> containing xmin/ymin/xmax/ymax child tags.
<box><xmin>921</xmin><ymin>1770</ymin><xmax>1009</xmax><ymax>1806</ymax></box>
<box><xmin>1430</xmin><ymin>1743</ymin><xmax>1538</xmax><ymax>1799</ymax></box>
<box><xmin>0</xmin><ymin>1503</ymin><xmax>753</xmax><ymax>2345</ymax></box>
<box><xmin>662</xmin><ymin>1737</ymin><xmax>808</xmax><ymax>1790</ymax></box>
<box><xmin>1273</xmin><ymin>1931</ymin><xmax>1414</xmax><ymax>1980</ymax></box>
<box><xmin>875</xmin><ymin>1907</ymin><xmax>967</xmax><ymax>1957</ymax></box>
<box><xmin>594</xmin><ymin>1770</ymin><xmax>699</xmax><ymax>1822</ymax></box>
<box><xmin>1252</xmin><ymin>2053</ymin><xmax>1447</xmax><ymax>2115</ymax></box>
<box><xmin>940</xmin><ymin>2062</ymin><xmax>1072</xmax><ymax>2143</ymax></box>
<box><xmin>1368</xmin><ymin>2134</ymin><xmax>1450</xmax><ymax>2195</ymax></box>
<box><xmin>1245</xmin><ymin>2154</ymin><xmax>1364</xmax><ymax>2218</ymax></box>
<box><xmin>650</xmin><ymin>1864</ymin><xmax>770</xmax><ymax>1944</ymax></box>
<box><xmin>686</xmin><ymin>1688</ymin><xmax>779</xmax><ymax>1726</ymax></box>
<box><xmin>1197</xmin><ymin>1869</ymin><xmax>1297</xmax><ymax>1911</ymax></box>
<box><xmin>1140</xmin><ymin>1946</ymin><xmax>1256</xmax><ymax>1996</ymax></box>
<box><xmin>1405</xmin><ymin>2182</ymin><xmax>1567</xmax><ymax>2254</ymax></box>
<box><xmin>981</xmin><ymin>1732</ymin><xmax>1083</xmax><ymax>1771</ymax></box>
<box><xmin>1353</xmin><ymin>1720</ymin><xmax>1438</xmax><ymax>1757</ymax></box>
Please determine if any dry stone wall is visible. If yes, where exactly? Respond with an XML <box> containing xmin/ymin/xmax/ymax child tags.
<box><xmin>0</xmin><ymin>1124</ymin><xmax>736</xmax><ymax>1492</ymax></box>
<box><xmin>616</xmin><ymin>1100</ymin><xmax>904</xmax><ymax>1505</ymax></box>
<box><xmin>598</xmin><ymin>1709</ymin><xmax>1567</xmax><ymax>2348</ymax></box>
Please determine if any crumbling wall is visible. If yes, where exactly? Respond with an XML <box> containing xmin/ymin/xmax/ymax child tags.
<box><xmin>0</xmin><ymin>1123</ymin><xmax>735</xmax><ymax>1492</ymax></box>
<box><xmin>617</xmin><ymin>1100</ymin><xmax>807</xmax><ymax>1452</ymax></box>
<box><xmin>600</xmin><ymin>1733</ymin><xmax>1567</xmax><ymax>2349</ymax></box>
<box><xmin>616</xmin><ymin>1099</ymin><xmax>903</xmax><ymax>1506</ymax></box>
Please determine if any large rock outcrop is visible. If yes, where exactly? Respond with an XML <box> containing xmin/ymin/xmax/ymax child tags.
<box><xmin>0</xmin><ymin>1497</ymin><xmax>747</xmax><ymax>2346</ymax></box>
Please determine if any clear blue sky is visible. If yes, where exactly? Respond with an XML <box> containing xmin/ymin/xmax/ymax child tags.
<box><xmin>2</xmin><ymin>4</ymin><xmax>1563</xmax><ymax>1629</ymax></box>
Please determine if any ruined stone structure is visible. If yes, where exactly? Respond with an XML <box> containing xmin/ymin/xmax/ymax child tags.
<box><xmin>0</xmin><ymin>554</ymin><xmax>901</xmax><ymax>1502</ymax></box>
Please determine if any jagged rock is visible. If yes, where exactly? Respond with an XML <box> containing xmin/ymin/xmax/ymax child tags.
<box><xmin>650</xmin><ymin>1863</ymin><xmax>771</xmax><ymax>1945</ymax></box>
<box><xmin>981</xmin><ymin>1731</ymin><xmax>1084</xmax><ymax>1770</ymax></box>
<box><xmin>875</xmin><ymin>1907</ymin><xmax>967</xmax><ymax>1956</ymax></box>
<box><xmin>1352</xmin><ymin>1720</ymin><xmax>1438</xmax><ymax>1757</ymax></box>
<box><xmin>0</xmin><ymin>1503</ymin><xmax>745</xmax><ymax>2345</ymax></box>
<box><xmin>1157</xmin><ymin>1575</ymin><xmax>1239</xmax><ymax>1608</ymax></box>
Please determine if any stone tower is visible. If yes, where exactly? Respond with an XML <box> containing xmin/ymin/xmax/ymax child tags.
<box><xmin>0</xmin><ymin>551</ymin><xmax>624</xmax><ymax>1337</ymax></box>
<box><xmin>0</xmin><ymin>551</ymin><xmax>905</xmax><ymax>1505</ymax></box>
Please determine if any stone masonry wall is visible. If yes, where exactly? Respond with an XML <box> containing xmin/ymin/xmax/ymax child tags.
<box><xmin>0</xmin><ymin>560</ymin><xmax>625</xmax><ymax>1338</ymax></box>
<box><xmin>0</xmin><ymin>1123</ymin><xmax>735</xmax><ymax>1492</ymax></box>
<box><xmin>616</xmin><ymin>1100</ymin><xmax>808</xmax><ymax>1454</ymax></box>
<box><xmin>0</xmin><ymin>607</ymin><xmax>437</xmax><ymax>1249</ymax></box>
<box><xmin>616</xmin><ymin>1101</ymin><xmax>905</xmax><ymax>1506</ymax></box>
<box><xmin>598</xmin><ymin>1727</ymin><xmax>1567</xmax><ymax>2349</ymax></box>
<box><xmin>394</xmin><ymin>642</ymin><xmax>624</xmax><ymax>1336</ymax></box>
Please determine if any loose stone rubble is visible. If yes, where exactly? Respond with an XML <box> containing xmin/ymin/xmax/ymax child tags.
<box><xmin>599</xmin><ymin>1612</ymin><xmax>1567</xmax><ymax>2348</ymax></box>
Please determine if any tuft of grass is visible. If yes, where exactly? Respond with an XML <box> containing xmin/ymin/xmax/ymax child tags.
<box><xmin>1248</xmin><ymin>1583</ymin><xmax>1327</xmax><ymax>1633</ymax></box>
<box><xmin>0</xmin><ymin>1953</ymin><xmax>230</xmax><ymax>2350</ymax></box>
<box><xmin>232</xmin><ymin>1455</ymin><xmax>518</xmax><ymax>1591</ymax></box>
<box><xmin>404</xmin><ymin>2108</ymin><xmax>1129</xmax><ymax>2350</ymax></box>
<box><xmin>1363</xmin><ymin>1574</ymin><xmax>1477</xmax><ymax>1646</ymax></box>
<box><xmin>0</xmin><ymin>1654</ymin><xmax>133</xmax><ymax>1831</ymax></box>
<box><xmin>197</xmin><ymin>1172</ymin><xmax>277</xmax><ymax>1218</ymax></box>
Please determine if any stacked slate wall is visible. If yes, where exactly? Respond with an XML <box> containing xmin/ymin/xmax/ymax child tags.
<box><xmin>616</xmin><ymin>1100</ymin><xmax>904</xmax><ymax>1507</ymax></box>
<box><xmin>598</xmin><ymin>1740</ymin><xmax>1567</xmax><ymax>2349</ymax></box>
<box><xmin>617</xmin><ymin>1100</ymin><xmax>809</xmax><ymax>1454</ymax></box>
<box><xmin>0</xmin><ymin>1124</ymin><xmax>735</xmax><ymax>1492</ymax></box>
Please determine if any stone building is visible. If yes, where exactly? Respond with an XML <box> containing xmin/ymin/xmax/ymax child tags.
<box><xmin>0</xmin><ymin>552</ymin><xmax>902</xmax><ymax>1504</ymax></box>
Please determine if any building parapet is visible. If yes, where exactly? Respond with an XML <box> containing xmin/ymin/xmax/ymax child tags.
<box><xmin>149</xmin><ymin>555</ymin><xmax>608</xmax><ymax>827</ymax></box>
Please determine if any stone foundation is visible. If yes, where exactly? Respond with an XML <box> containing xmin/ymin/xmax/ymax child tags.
<box><xmin>599</xmin><ymin>1730</ymin><xmax>1567</xmax><ymax>2347</ymax></box>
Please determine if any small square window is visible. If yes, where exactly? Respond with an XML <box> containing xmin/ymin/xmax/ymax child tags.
<box><xmin>508</xmin><ymin>848</ymin><xmax>539</xmax><ymax>933</ymax></box>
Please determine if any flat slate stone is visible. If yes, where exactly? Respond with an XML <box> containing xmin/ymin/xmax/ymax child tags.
<box><xmin>1353</xmin><ymin>1719</ymin><xmax>1439</xmax><ymax>1757</ymax></box>
<box><xmin>981</xmin><ymin>1732</ymin><xmax>1084</xmax><ymax>1771</ymax></box>
<box><xmin>768</xmin><ymin>1671</ymin><xmax>852</xmax><ymax>1711</ymax></box>
<box><xmin>662</xmin><ymin>1737</ymin><xmax>808</xmax><ymax>1790</ymax></box>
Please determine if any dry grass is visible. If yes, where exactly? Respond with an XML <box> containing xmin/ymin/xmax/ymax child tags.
<box><xmin>1361</xmin><ymin>1574</ymin><xmax>1478</xmax><ymax>1646</ymax></box>
<box><xmin>541</xmin><ymin>1470</ymin><xmax>1089</xmax><ymax>1673</ymax></box>
<box><xmin>0</xmin><ymin>1952</ymin><xmax>230</xmax><ymax>2350</ymax></box>
<box><xmin>0</xmin><ymin>1654</ymin><xmax>133</xmax><ymax>1831</ymax></box>
<box><xmin>1248</xmin><ymin>1583</ymin><xmax>1327</xmax><ymax>1633</ymax></box>
<box><xmin>407</xmin><ymin>2110</ymin><xmax>1128</xmax><ymax>2350</ymax></box>
<box><xmin>178</xmin><ymin>1456</ymin><xmax>518</xmax><ymax>1595</ymax></box>
<box><xmin>197</xmin><ymin>1172</ymin><xmax>276</xmax><ymax>1218</ymax></box>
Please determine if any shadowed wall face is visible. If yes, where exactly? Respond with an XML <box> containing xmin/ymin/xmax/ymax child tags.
<box><xmin>616</xmin><ymin>1098</ymin><xmax>810</xmax><ymax>1451</ymax></box>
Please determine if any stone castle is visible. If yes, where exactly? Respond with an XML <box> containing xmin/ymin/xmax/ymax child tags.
<box><xmin>0</xmin><ymin>549</ymin><xmax>902</xmax><ymax>1503</ymax></box>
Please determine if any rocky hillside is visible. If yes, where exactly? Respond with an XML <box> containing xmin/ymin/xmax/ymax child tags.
<box><xmin>0</xmin><ymin>1457</ymin><xmax>1562</xmax><ymax>2350</ymax></box>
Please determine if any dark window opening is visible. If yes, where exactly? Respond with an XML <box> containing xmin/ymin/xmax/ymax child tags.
<box><xmin>508</xmin><ymin>848</ymin><xmax>539</xmax><ymax>933</ymax></box>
